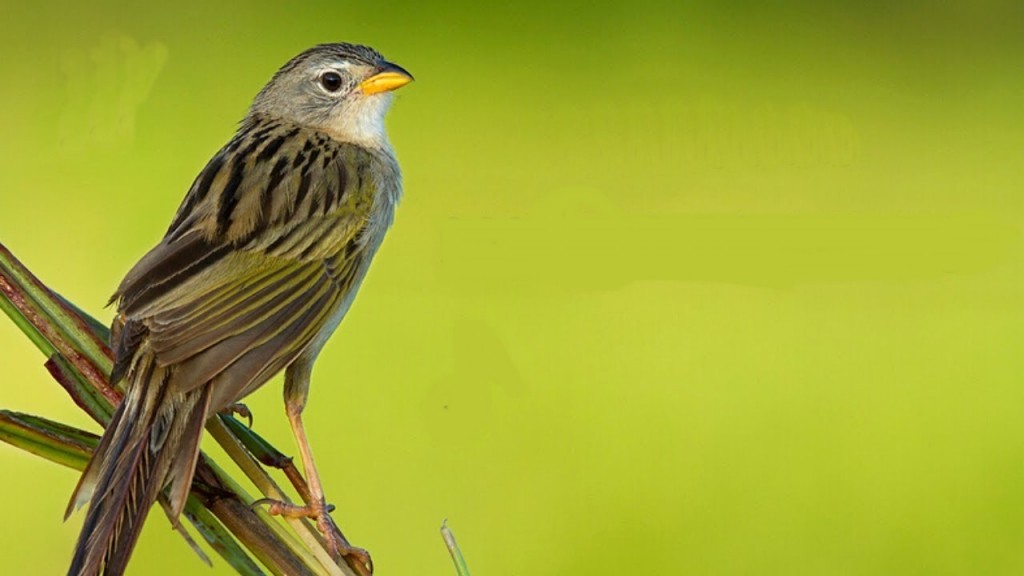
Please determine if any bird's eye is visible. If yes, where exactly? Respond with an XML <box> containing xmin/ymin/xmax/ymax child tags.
<box><xmin>320</xmin><ymin>71</ymin><xmax>343</xmax><ymax>93</ymax></box>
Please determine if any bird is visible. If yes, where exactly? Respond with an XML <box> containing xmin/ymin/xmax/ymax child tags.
<box><xmin>64</xmin><ymin>42</ymin><xmax>413</xmax><ymax>575</ymax></box>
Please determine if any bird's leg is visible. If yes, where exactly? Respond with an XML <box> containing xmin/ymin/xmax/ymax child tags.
<box><xmin>255</xmin><ymin>360</ymin><xmax>372</xmax><ymax>575</ymax></box>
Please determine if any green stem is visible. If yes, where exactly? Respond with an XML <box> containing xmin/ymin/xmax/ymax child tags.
<box><xmin>441</xmin><ymin>521</ymin><xmax>472</xmax><ymax>576</ymax></box>
<box><xmin>0</xmin><ymin>276</ymin><xmax>57</xmax><ymax>357</ymax></box>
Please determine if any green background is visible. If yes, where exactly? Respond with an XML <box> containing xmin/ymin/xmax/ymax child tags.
<box><xmin>2</xmin><ymin>1</ymin><xmax>1024</xmax><ymax>574</ymax></box>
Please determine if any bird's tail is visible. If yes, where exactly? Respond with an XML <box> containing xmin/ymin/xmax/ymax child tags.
<box><xmin>66</xmin><ymin>349</ymin><xmax>211</xmax><ymax>576</ymax></box>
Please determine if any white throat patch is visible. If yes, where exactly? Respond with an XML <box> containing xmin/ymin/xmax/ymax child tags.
<box><xmin>329</xmin><ymin>93</ymin><xmax>394</xmax><ymax>150</ymax></box>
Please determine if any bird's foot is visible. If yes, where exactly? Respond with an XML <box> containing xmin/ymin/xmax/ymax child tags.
<box><xmin>252</xmin><ymin>497</ymin><xmax>372</xmax><ymax>575</ymax></box>
<box><xmin>221</xmin><ymin>403</ymin><xmax>253</xmax><ymax>428</ymax></box>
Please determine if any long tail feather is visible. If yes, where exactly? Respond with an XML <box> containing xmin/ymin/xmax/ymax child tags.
<box><xmin>67</xmin><ymin>350</ymin><xmax>210</xmax><ymax>576</ymax></box>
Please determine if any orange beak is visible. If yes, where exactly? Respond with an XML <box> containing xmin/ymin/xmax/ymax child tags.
<box><xmin>359</xmin><ymin>62</ymin><xmax>414</xmax><ymax>95</ymax></box>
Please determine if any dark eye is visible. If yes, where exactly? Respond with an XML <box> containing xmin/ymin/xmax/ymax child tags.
<box><xmin>320</xmin><ymin>71</ymin><xmax>343</xmax><ymax>92</ymax></box>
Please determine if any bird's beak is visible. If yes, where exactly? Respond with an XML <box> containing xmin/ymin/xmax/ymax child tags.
<box><xmin>359</xmin><ymin>62</ymin><xmax>414</xmax><ymax>95</ymax></box>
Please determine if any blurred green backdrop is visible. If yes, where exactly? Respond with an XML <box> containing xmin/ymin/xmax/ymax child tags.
<box><xmin>2</xmin><ymin>1</ymin><xmax>1024</xmax><ymax>574</ymax></box>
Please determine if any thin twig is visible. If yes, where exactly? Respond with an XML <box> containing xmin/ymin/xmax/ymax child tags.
<box><xmin>441</xmin><ymin>520</ymin><xmax>472</xmax><ymax>576</ymax></box>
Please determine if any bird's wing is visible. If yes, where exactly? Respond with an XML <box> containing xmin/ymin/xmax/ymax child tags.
<box><xmin>110</xmin><ymin>123</ymin><xmax>383</xmax><ymax>405</ymax></box>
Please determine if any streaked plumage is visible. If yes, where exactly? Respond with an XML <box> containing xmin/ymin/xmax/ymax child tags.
<box><xmin>66</xmin><ymin>43</ymin><xmax>411</xmax><ymax>575</ymax></box>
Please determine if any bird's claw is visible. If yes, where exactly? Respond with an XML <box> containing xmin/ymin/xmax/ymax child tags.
<box><xmin>251</xmin><ymin>498</ymin><xmax>372</xmax><ymax>575</ymax></box>
<box><xmin>251</xmin><ymin>498</ymin><xmax>334</xmax><ymax>517</ymax></box>
<box><xmin>222</xmin><ymin>403</ymin><xmax>253</xmax><ymax>428</ymax></box>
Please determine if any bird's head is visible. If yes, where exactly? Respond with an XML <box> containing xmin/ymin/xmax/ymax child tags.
<box><xmin>249</xmin><ymin>43</ymin><xmax>413</xmax><ymax>148</ymax></box>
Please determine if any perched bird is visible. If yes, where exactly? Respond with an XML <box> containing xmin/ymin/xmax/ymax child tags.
<box><xmin>65</xmin><ymin>43</ymin><xmax>413</xmax><ymax>575</ymax></box>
